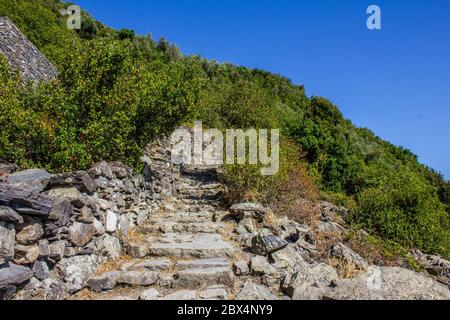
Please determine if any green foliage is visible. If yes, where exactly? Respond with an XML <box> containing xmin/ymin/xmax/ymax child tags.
<box><xmin>350</xmin><ymin>168</ymin><xmax>450</xmax><ymax>256</ymax></box>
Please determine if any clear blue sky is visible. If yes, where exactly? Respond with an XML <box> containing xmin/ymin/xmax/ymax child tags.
<box><xmin>74</xmin><ymin>0</ymin><xmax>450</xmax><ymax>179</ymax></box>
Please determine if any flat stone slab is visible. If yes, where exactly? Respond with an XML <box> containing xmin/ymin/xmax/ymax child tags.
<box><xmin>128</xmin><ymin>259</ymin><xmax>172</xmax><ymax>271</ymax></box>
<box><xmin>0</xmin><ymin>263</ymin><xmax>33</xmax><ymax>290</ymax></box>
<box><xmin>175</xmin><ymin>258</ymin><xmax>231</xmax><ymax>270</ymax></box>
<box><xmin>148</xmin><ymin>234</ymin><xmax>235</xmax><ymax>259</ymax></box>
<box><xmin>160</xmin><ymin>290</ymin><xmax>198</xmax><ymax>300</ymax></box>
<box><xmin>173</xmin><ymin>267</ymin><xmax>235</xmax><ymax>290</ymax></box>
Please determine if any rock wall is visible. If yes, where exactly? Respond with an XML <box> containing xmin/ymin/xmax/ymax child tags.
<box><xmin>0</xmin><ymin>140</ymin><xmax>179</xmax><ymax>299</ymax></box>
<box><xmin>0</xmin><ymin>17</ymin><xmax>57</xmax><ymax>82</ymax></box>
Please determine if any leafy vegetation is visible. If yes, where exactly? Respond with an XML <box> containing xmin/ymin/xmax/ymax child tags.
<box><xmin>0</xmin><ymin>0</ymin><xmax>448</xmax><ymax>257</ymax></box>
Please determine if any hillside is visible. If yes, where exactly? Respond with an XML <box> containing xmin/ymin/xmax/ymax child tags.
<box><xmin>0</xmin><ymin>0</ymin><xmax>449</xmax><ymax>265</ymax></box>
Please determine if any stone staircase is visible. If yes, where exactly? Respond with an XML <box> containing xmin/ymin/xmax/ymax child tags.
<box><xmin>75</xmin><ymin>165</ymin><xmax>244</xmax><ymax>300</ymax></box>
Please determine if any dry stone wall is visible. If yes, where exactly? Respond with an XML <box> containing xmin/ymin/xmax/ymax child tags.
<box><xmin>0</xmin><ymin>17</ymin><xmax>57</xmax><ymax>82</ymax></box>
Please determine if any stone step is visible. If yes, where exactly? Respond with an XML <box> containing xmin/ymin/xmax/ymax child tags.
<box><xmin>178</xmin><ymin>189</ymin><xmax>222</xmax><ymax>201</ymax></box>
<box><xmin>172</xmin><ymin>267</ymin><xmax>235</xmax><ymax>290</ymax></box>
<box><xmin>141</xmin><ymin>221</ymin><xmax>223</xmax><ymax>234</ymax></box>
<box><xmin>177</xmin><ymin>182</ymin><xmax>222</xmax><ymax>191</ymax></box>
<box><xmin>147</xmin><ymin>211</ymin><xmax>214</xmax><ymax>223</ymax></box>
<box><xmin>175</xmin><ymin>258</ymin><xmax>231</xmax><ymax>270</ymax></box>
<box><xmin>159</xmin><ymin>286</ymin><xmax>230</xmax><ymax>300</ymax></box>
<box><xmin>143</xmin><ymin>234</ymin><xmax>235</xmax><ymax>259</ymax></box>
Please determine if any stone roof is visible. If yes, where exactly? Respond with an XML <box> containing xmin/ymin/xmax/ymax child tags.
<box><xmin>0</xmin><ymin>17</ymin><xmax>57</xmax><ymax>82</ymax></box>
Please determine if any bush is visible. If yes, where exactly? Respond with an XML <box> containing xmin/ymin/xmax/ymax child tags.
<box><xmin>350</xmin><ymin>167</ymin><xmax>450</xmax><ymax>257</ymax></box>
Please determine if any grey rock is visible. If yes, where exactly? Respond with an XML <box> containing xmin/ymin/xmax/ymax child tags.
<box><xmin>139</xmin><ymin>288</ymin><xmax>160</xmax><ymax>300</ymax></box>
<box><xmin>38</xmin><ymin>239</ymin><xmax>49</xmax><ymax>257</ymax></box>
<box><xmin>95</xmin><ymin>234</ymin><xmax>122</xmax><ymax>260</ymax></box>
<box><xmin>117</xmin><ymin>271</ymin><xmax>158</xmax><ymax>286</ymax></box>
<box><xmin>0</xmin><ymin>263</ymin><xmax>33</xmax><ymax>290</ymax></box>
<box><xmin>6</xmin><ymin>169</ymin><xmax>50</xmax><ymax>193</ymax></box>
<box><xmin>329</xmin><ymin>243</ymin><xmax>369</xmax><ymax>271</ymax></box>
<box><xmin>45</xmin><ymin>187</ymin><xmax>81</xmax><ymax>204</ymax></box>
<box><xmin>68</xmin><ymin>222</ymin><xmax>95</xmax><ymax>247</ymax></box>
<box><xmin>230</xmin><ymin>203</ymin><xmax>266</xmax><ymax>221</ymax></box>
<box><xmin>41</xmin><ymin>278</ymin><xmax>67</xmax><ymax>300</ymax></box>
<box><xmin>88</xmin><ymin>271</ymin><xmax>120</xmax><ymax>292</ymax></box>
<box><xmin>92</xmin><ymin>218</ymin><xmax>105</xmax><ymax>236</ymax></box>
<box><xmin>0</xmin><ymin>206</ymin><xmax>23</xmax><ymax>224</ymax></box>
<box><xmin>250</xmin><ymin>256</ymin><xmax>277</xmax><ymax>276</ymax></box>
<box><xmin>0</xmin><ymin>17</ymin><xmax>57</xmax><ymax>82</ymax></box>
<box><xmin>88</xmin><ymin>161</ymin><xmax>114</xmax><ymax>179</ymax></box>
<box><xmin>57</xmin><ymin>255</ymin><xmax>100</xmax><ymax>293</ymax></box>
<box><xmin>48</xmin><ymin>171</ymin><xmax>96</xmax><ymax>195</ymax></box>
<box><xmin>105</xmin><ymin>210</ymin><xmax>117</xmax><ymax>233</ymax></box>
<box><xmin>32</xmin><ymin>260</ymin><xmax>49</xmax><ymax>280</ymax></box>
<box><xmin>282</xmin><ymin>263</ymin><xmax>339</xmax><ymax>299</ymax></box>
<box><xmin>175</xmin><ymin>258</ymin><xmax>230</xmax><ymax>270</ymax></box>
<box><xmin>130</xmin><ymin>259</ymin><xmax>171</xmax><ymax>271</ymax></box>
<box><xmin>127</xmin><ymin>243</ymin><xmax>148</xmax><ymax>258</ymax></box>
<box><xmin>322</xmin><ymin>266</ymin><xmax>450</xmax><ymax>300</ymax></box>
<box><xmin>199</xmin><ymin>286</ymin><xmax>229</xmax><ymax>300</ymax></box>
<box><xmin>270</xmin><ymin>245</ymin><xmax>299</xmax><ymax>270</ymax></box>
<box><xmin>161</xmin><ymin>290</ymin><xmax>198</xmax><ymax>300</ymax></box>
<box><xmin>173</xmin><ymin>267</ymin><xmax>235</xmax><ymax>289</ymax></box>
<box><xmin>0</xmin><ymin>162</ymin><xmax>17</xmax><ymax>175</ymax></box>
<box><xmin>236</xmin><ymin>281</ymin><xmax>278</xmax><ymax>300</ymax></box>
<box><xmin>251</xmin><ymin>234</ymin><xmax>289</xmax><ymax>256</ymax></box>
<box><xmin>0</xmin><ymin>183</ymin><xmax>54</xmax><ymax>217</ymax></box>
<box><xmin>0</xmin><ymin>223</ymin><xmax>15</xmax><ymax>263</ymax></box>
<box><xmin>233</xmin><ymin>260</ymin><xmax>250</xmax><ymax>276</ymax></box>
<box><xmin>48</xmin><ymin>240</ymin><xmax>66</xmax><ymax>261</ymax></box>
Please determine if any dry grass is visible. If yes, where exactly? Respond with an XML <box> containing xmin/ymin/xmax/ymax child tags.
<box><xmin>328</xmin><ymin>258</ymin><xmax>361</xmax><ymax>279</ymax></box>
<box><xmin>95</xmin><ymin>255</ymin><xmax>134</xmax><ymax>275</ymax></box>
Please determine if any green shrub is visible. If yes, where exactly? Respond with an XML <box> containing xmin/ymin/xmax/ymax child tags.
<box><xmin>350</xmin><ymin>167</ymin><xmax>450</xmax><ymax>257</ymax></box>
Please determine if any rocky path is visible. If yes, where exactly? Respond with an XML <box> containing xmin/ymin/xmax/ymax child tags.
<box><xmin>73</xmin><ymin>165</ymin><xmax>266</xmax><ymax>300</ymax></box>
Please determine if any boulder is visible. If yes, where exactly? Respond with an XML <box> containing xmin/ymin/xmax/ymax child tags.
<box><xmin>6</xmin><ymin>169</ymin><xmax>50</xmax><ymax>193</ymax></box>
<box><xmin>48</xmin><ymin>171</ymin><xmax>96</xmax><ymax>195</ymax></box>
<box><xmin>282</xmin><ymin>263</ymin><xmax>339</xmax><ymax>299</ymax></box>
<box><xmin>322</xmin><ymin>266</ymin><xmax>450</xmax><ymax>300</ymax></box>
<box><xmin>236</xmin><ymin>281</ymin><xmax>278</xmax><ymax>300</ymax></box>
<box><xmin>68</xmin><ymin>222</ymin><xmax>95</xmax><ymax>247</ymax></box>
<box><xmin>0</xmin><ymin>223</ymin><xmax>15</xmax><ymax>263</ymax></box>
<box><xmin>0</xmin><ymin>263</ymin><xmax>33</xmax><ymax>290</ymax></box>
<box><xmin>251</xmin><ymin>234</ymin><xmax>289</xmax><ymax>256</ymax></box>
<box><xmin>57</xmin><ymin>255</ymin><xmax>100</xmax><ymax>293</ymax></box>
<box><xmin>329</xmin><ymin>243</ymin><xmax>369</xmax><ymax>271</ymax></box>
<box><xmin>0</xmin><ymin>206</ymin><xmax>23</xmax><ymax>224</ymax></box>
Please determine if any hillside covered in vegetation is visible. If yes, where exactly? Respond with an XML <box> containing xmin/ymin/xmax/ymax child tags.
<box><xmin>1</xmin><ymin>0</ymin><xmax>449</xmax><ymax>259</ymax></box>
